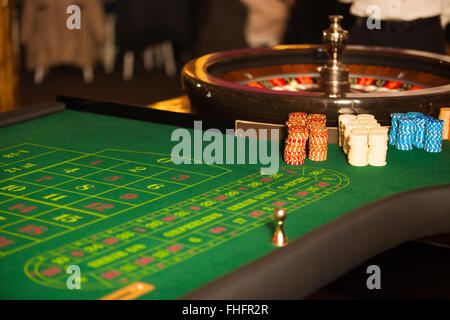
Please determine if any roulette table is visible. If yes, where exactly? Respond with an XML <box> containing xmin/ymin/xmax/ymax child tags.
<box><xmin>0</xmin><ymin>97</ymin><xmax>448</xmax><ymax>299</ymax></box>
<box><xmin>0</xmin><ymin>15</ymin><xmax>449</xmax><ymax>301</ymax></box>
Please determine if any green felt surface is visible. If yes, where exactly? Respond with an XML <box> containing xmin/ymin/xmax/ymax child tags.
<box><xmin>0</xmin><ymin>109</ymin><xmax>449</xmax><ymax>300</ymax></box>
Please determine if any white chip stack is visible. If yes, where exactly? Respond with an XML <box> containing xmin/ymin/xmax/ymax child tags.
<box><xmin>338</xmin><ymin>114</ymin><xmax>389</xmax><ymax>167</ymax></box>
<box><xmin>356</xmin><ymin>114</ymin><xmax>375</xmax><ymax>120</ymax></box>
<box><xmin>368</xmin><ymin>129</ymin><xmax>389</xmax><ymax>166</ymax></box>
<box><xmin>338</xmin><ymin>114</ymin><xmax>357</xmax><ymax>147</ymax></box>
<box><xmin>347</xmin><ymin>129</ymin><xmax>369</xmax><ymax>166</ymax></box>
<box><xmin>343</xmin><ymin>120</ymin><xmax>360</xmax><ymax>154</ymax></box>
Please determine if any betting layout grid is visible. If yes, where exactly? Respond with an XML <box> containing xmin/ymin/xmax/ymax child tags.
<box><xmin>0</xmin><ymin>143</ymin><xmax>229</xmax><ymax>257</ymax></box>
<box><xmin>7</xmin><ymin>163</ymin><xmax>350</xmax><ymax>292</ymax></box>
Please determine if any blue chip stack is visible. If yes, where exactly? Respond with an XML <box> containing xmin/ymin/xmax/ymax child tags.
<box><xmin>406</xmin><ymin>112</ymin><xmax>424</xmax><ymax>119</ymax></box>
<box><xmin>424</xmin><ymin>119</ymin><xmax>444</xmax><ymax>153</ymax></box>
<box><xmin>412</xmin><ymin>116</ymin><xmax>428</xmax><ymax>149</ymax></box>
<box><xmin>395</xmin><ymin>118</ymin><xmax>415</xmax><ymax>150</ymax></box>
<box><xmin>389</xmin><ymin>113</ymin><xmax>404</xmax><ymax>145</ymax></box>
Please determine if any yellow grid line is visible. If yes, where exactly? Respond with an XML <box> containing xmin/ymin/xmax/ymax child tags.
<box><xmin>0</xmin><ymin>143</ymin><xmax>28</xmax><ymax>152</ymax></box>
<box><xmin>84</xmin><ymin>153</ymin><xmax>218</xmax><ymax>178</ymax></box>
<box><xmin>97</xmin><ymin>148</ymin><xmax>232</xmax><ymax>173</ymax></box>
<box><xmin>0</xmin><ymin>213</ymin><xmax>75</xmax><ymax>230</ymax></box>
<box><xmin>0</xmin><ymin>228</ymin><xmax>40</xmax><ymax>241</ymax></box>
<box><xmin>10</xmin><ymin>179</ymin><xmax>144</xmax><ymax>207</ymax></box>
<box><xmin>0</xmin><ymin>192</ymin><xmax>108</xmax><ymax>218</ymax></box>
<box><xmin>0</xmin><ymin>149</ymin><xmax>60</xmax><ymax>168</ymax></box>
<box><xmin>54</xmin><ymin>163</ymin><xmax>191</xmax><ymax>186</ymax></box>
<box><xmin>89</xmin><ymin>170</ymin><xmax>349</xmax><ymax>282</ymax></box>
<box><xmin>0</xmin><ymin>144</ymin><xmax>232</xmax><ymax>258</ymax></box>
<box><xmin>0</xmin><ymin>152</ymin><xmax>91</xmax><ymax>183</ymax></box>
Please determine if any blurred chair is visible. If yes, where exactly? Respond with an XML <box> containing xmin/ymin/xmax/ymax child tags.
<box><xmin>20</xmin><ymin>0</ymin><xmax>105</xmax><ymax>84</ymax></box>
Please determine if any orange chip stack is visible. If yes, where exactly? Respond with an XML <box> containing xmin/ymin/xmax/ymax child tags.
<box><xmin>307</xmin><ymin>114</ymin><xmax>327</xmax><ymax>129</ymax></box>
<box><xmin>285</xmin><ymin>112</ymin><xmax>307</xmax><ymax>127</ymax></box>
<box><xmin>439</xmin><ymin>107</ymin><xmax>450</xmax><ymax>140</ymax></box>
<box><xmin>308</xmin><ymin>116</ymin><xmax>328</xmax><ymax>161</ymax></box>
<box><xmin>284</xmin><ymin>113</ymin><xmax>308</xmax><ymax>165</ymax></box>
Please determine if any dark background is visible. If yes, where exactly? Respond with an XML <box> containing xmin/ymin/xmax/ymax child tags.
<box><xmin>17</xmin><ymin>0</ymin><xmax>354</xmax><ymax>107</ymax></box>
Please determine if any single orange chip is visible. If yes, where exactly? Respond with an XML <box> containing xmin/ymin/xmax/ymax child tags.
<box><xmin>100</xmin><ymin>282</ymin><xmax>155</xmax><ymax>300</ymax></box>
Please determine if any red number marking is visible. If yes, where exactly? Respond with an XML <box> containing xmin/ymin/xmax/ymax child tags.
<box><xmin>161</xmin><ymin>216</ymin><xmax>177</xmax><ymax>222</ymax></box>
<box><xmin>41</xmin><ymin>267</ymin><xmax>62</xmax><ymax>277</ymax></box>
<box><xmin>104</xmin><ymin>176</ymin><xmax>122</xmax><ymax>181</ymax></box>
<box><xmin>70</xmin><ymin>251</ymin><xmax>85</xmax><ymax>257</ymax></box>
<box><xmin>260</xmin><ymin>177</ymin><xmax>272</xmax><ymax>182</ymax></box>
<box><xmin>101</xmin><ymin>270</ymin><xmax>121</xmax><ymax>280</ymax></box>
<box><xmin>102</xmin><ymin>238</ymin><xmax>119</xmax><ymax>245</ymax></box>
<box><xmin>90</xmin><ymin>160</ymin><xmax>104</xmax><ymax>165</ymax></box>
<box><xmin>214</xmin><ymin>195</ymin><xmax>228</xmax><ymax>201</ymax></box>
<box><xmin>189</xmin><ymin>206</ymin><xmax>201</xmax><ymax>211</ymax></box>
<box><xmin>134</xmin><ymin>257</ymin><xmax>154</xmax><ymax>265</ymax></box>
<box><xmin>166</xmin><ymin>244</ymin><xmax>183</xmax><ymax>253</ymax></box>
<box><xmin>85</xmin><ymin>203</ymin><xmax>114</xmax><ymax>211</ymax></box>
<box><xmin>296</xmin><ymin>191</ymin><xmax>309</xmax><ymax>196</ymax></box>
<box><xmin>209</xmin><ymin>227</ymin><xmax>227</xmax><ymax>234</ymax></box>
<box><xmin>315</xmin><ymin>182</ymin><xmax>330</xmax><ymax>188</ymax></box>
<box><xmin>36</xmin><ymin>176</ymin><xmax>53</xmax><ymax>182</ymax></box>
<box><xmin>272</xmin><ymin>201</ymin><xmax>287</xmax><ymax>207</ymax></box>
<box><xmin>134</xmin><ymin>227</ymin><xmax>147</xmax><ymax>233</ymax></box>
<box><xmin>171</xmin><ymin>175</ymin><xmax>190</xmax><ymax>181</ymax></box>
<box><xmin>248</xmin><ymin>211</ymin><xmax>264</xmax><ymax>217</ymax></box>
<box><xmin>0</xmin><ymin>237</ymin><xmax>14</xmax><ymax>248</ymax></box>
<box><xmin>18</xmin><ymin>225</ymin><xmax>48</xmax><ymax>235</ymax></box>
<box><xmin>120</xmin><ymin>193</ymin><xmax>138</xmax><ymax>200</ymax></box>
<box><xmin>237</xmin><ymin>187</ymin><xmax>248</xmax><ymax>190</ymax></box>
<box><xmin>8</xmin><ymin>204</ymin><xmax>37</xmax><ymax>213</ymax></box>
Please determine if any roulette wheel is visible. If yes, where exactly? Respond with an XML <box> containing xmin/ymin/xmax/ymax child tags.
<box><xmin>182</xmin><ymin>16</ymin><xmax>450</xmax><ymax>126</ymax></box>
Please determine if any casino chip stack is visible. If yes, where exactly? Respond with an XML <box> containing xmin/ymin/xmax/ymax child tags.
<box><xmin>412</xmin><ymin>116</ymin><xmax>428</xmax><ymax>149</ymax></box>
<box><xmin>389</xmin><ymin>113</ymin><xmax>403</xmax><ymax>145</ymax></box>
<box><xmin>338</xmin><ymin>114</ymin><xmax>389</xmax><ymax>166</ymax></box>
<box><xmin>308</xmin><ymin>119</ymin><xmax>328</xmax><ymax>161</ymax></box>
<box><xmin>347</xmin><ymin>129</ymin><xmax>369</xmax><ymax>166</ymax></box>
<box><xmin>368</xmin><ymin>129</ymin><xmax>388</xmax><ymax>166</ymax></box>
<box><xmin>424</xmin><ymin>119</ymin><xmax>444</xmax><ymax>153</ymax></box>
<box><xmin>389</xmin><ymin>112</ymin><xmax>445</xmax><ymax>153</ymax></box>
<box><xmin>307</xmin><ymin>113</ymin><xmax>327</xmax><ymax>129</ymax></box>
<box><xmin>338</xmin><ymin>114</ymin><xmax>356</xmax><ymax>147</ymax></box>
<box><xmin>439</xmin><ymin>107</ymin><xmax>450</xmax><ymax>140</ymax></box>
<box><xmin>395</xmin><ymin>117</ymin><xmax>414</xmax><ymax>151</ymax></box>
<box><xmin>342</xmin><ymin>120</ymin><xmax>361</xmax><ymax>154</ymax></box>
<box><xmin>284</xmin><ymin>112</ymin><xmax>308</xmax><ymax>165</ymax></box>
